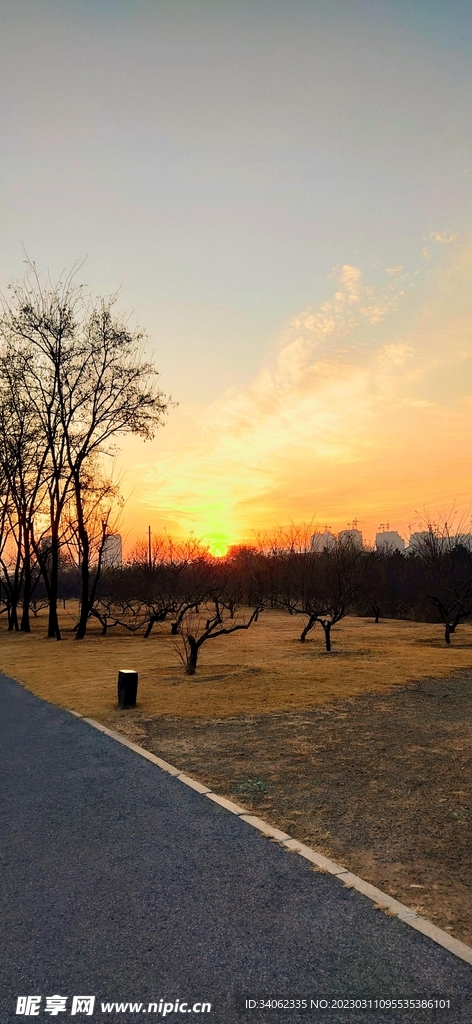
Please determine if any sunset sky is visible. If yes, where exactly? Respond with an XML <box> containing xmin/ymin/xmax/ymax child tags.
<box><xmin>1</xmin><ymin>0</ymin><xmax>471</xmax><ymax>554</ymax></box>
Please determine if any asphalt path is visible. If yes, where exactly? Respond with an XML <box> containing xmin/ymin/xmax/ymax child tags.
<box><xmin>1</xmin><ymin>673</ymin><xmax>471</xmax><ymax>1024</ymax></box>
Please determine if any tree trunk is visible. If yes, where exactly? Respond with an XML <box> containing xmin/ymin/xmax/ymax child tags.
<box><xmin>371</xmin><ymin>602</ymin><xmax>380</xmax><ymax>624</ymax></box>
<box><xmin>75</xmin><ymin>477</ymin><xmax>91</xmax><ymax>641</ymax></box>
<box><xmin>185</xmin><ymin>636</ymin><xmax>198</xmax><ymax>675</ymax></box>
<box><xmin>322</xmin><ymin>621</ymin><xmax>332</xmax><ymax>651</ymax></box>
<box><xmin>8</xmin><ymin>604</ymin><xmax>19</xmax><ymax>631</ymax></box>
<box><xmin>144</xmin><ymin>616</ymin><xmax>156</xmax><ymax>638</ymax></box>
<box><xmin>172</xmin><ymin>604</ymin><xmax>192</xmax><ymax>635</ymax></box>
<box><xmin>20</xmin><ymin>526</ymin><xmax>31</xmax><ymax>632</ymax></box>
<box><xmin>75</xmin><ymin>545</ymin><xmax>90</xmax><ymax>640</ymax></box>
<box><xmin>5</xmin><ymin>539</ymin><xmax>23</xmax><ymax>634</ymax></box>
<box><xmin>47</xmin><ymin>530</ymin><xmax>61</xmax><ymax>639</ymax></box>
<box><xmin>445</xmin><ymin>624</ymin><xmax>451</xmax><ymax>645</ymax></box>
<box><xmin>300</xmin><ymin>615</ymin><xmax>316</xmax><ymax>642</ymax></box>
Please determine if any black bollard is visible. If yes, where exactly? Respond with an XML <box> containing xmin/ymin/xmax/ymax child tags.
<box><xmin>118</xmin><ymin>670</ymin><xmax>138</xmax><ymax>709</ymax></box>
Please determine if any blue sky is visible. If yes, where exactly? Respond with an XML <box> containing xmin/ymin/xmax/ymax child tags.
<box><xmin>1</xmin><ymin>1</ymin><xmax>471</xmax><ymax>548</ymax></box>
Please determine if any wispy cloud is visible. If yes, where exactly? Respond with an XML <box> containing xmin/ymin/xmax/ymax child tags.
<box><xmin>378</xmin><ymin>342</ymin><xmax>414</xmax><ymax>367</ymax></box>
<box><xmin>431</xmin><ymin>231</ymin><xmax>458</xmax><ymax>244</ymax></box>
<box><xmin>130</xmin><ymin>246</ymin><xmax>472</xmax><ymax>549</ymax></box>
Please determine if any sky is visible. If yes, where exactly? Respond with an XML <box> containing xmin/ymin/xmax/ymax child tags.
<box><xmin>0</xmin><ymin>0</ymin><xmax>471</xmax><ymax>554</ymax></box>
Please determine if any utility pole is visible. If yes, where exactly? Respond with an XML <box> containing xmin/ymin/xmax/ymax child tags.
<box><xmin>148</xmin><ymin>525</ymin><xmax>152</xmax><ymax>570</ymax></box>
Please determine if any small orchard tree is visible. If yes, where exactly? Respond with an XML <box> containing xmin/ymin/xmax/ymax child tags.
<box><xmin>354</xmin><ymin>549</ymin><xmax>416</xmax><ymax>624</ymax></box>
<box><xmin>314</xmin><ymin>541</ymin><xmax>363</xmax><ymax>650</ymax></box>
<box><xmin>91</xmin><ymin>565</ymin><xmax>144</xmax><ymax>636</ymax></box>
<box><xmin>355</xmin><ymin>550</ymin><xmax>388</xmax><ymax>623</ymax></box>
<box><xmin>280</xmin><ymin>548</ymin><xmax>326</xmax><ymax>642</ymax></box>
<box><xmin>175</xmin><ymin>589</ymin><xmax>263</xmax><ymax>675</ymax></box>
<box><xmin>267</xmin><ymin>524</ymin><xmax>322</xmax><ymax>641</ymax></box>
<box><xmin>225</xmin><ymin>546</ymin><xmax>273</xmax><ymax>610</ymax></box>
<box><xmin>64</xmin><ymin>465</ymin><xmax>123</xmax><ymax>636</ymax></box>
<box><xmin>127</xmin><ymin>536</ymin><xmax>214</xmax><ymax>638</ymax></box>
<box><xmin>415</xmin><ymin>522</ymin><xmax>472</xmax><ymax>644</ymax></box>
<box><xmin>281</xmin><ymin>538</ymin><xmax>363</xmax><ymax>651</ymax></box>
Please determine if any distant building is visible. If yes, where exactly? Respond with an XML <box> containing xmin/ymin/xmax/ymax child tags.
<box><xmin>407</xmin><ymin>530</ymin><xmax>472</xmax><ymax>554</ymax></box>
<box><xmin>338</xmin><ymin>528</ymin><xmax>363</xmax><ymax>548</ymax></box>
<box><xmin>101</xmin><ymin>534</ymin><xmax>122</xmax><ymax>568</ymax></box>
<box><xmin>454</xmin><ymin>534</ymin><xmax>472</xmax><ymax>551</ymax></box>
<box><xmin>310</xmin><ymin>530</ymin><xmax>336</xmax><ymax>552</ymax></box>
<box><xmin>375</xmin><ymin>530</ymin><xmax>405</xmax><ymax>553</ymax></box>
<box><xmin>39</xmin><ymin>535</ymin><xmax>67</xmax><ymax>567</ymax></box>
<box><xmin>407</xmin><ymin>531</ymin><xmax>431</xmax><ymax>552</ymax></box>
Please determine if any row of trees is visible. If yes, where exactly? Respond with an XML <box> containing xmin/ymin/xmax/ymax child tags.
<box><xmin>3</xmin><ymin>525</ymin><xmax>470</xmax><ymax>672</ymax></box>
<box><xmin>115</xmin><ymin>526</ymin><xmax>472</xmax><ymax>656</ymax></box>
<box><xmin>0</xmin><ymin>261</ymin><xmax>169</xmax><ymax>639</ymax></box>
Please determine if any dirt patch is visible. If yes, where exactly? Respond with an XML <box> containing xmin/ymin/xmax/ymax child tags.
<box><xmin>102</xmin><ymin>670</ymin><xmax>472</xmax><ymax>947</ymax></box>
<box><xmin>2</xmin><ymin>611</ymin><xmax>472</xmax><ymax>719</ymax></box>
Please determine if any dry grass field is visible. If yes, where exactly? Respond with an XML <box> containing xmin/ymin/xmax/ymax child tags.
<box><xmin>1</xmin><ymin>606</ymin><xmax>471</xmax><ymax>946</ymax></box>
<box><xmin>0</xmin><ymin>605</ymin><xmax>471</xmax><ymax>718</ymax></box>
<box><xmin>125</xmin><ymin>674</ymin><xmax>472</xmax><ymax>947</ymax></box>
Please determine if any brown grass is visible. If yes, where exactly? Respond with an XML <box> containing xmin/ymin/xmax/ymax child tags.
<box><xmin>101</xmin><ymin>674</ymin><xmax>472</xmax><ymax>945</ymax></box>
<box><xmin>2</xmin><ymin>605</ymin><xmax>471</xmax><ymax>946</ymax></box>
<box><xmin>0</xmin><ymin>605</ymin><xmax>471</xmax><ymax>719</ymax></box>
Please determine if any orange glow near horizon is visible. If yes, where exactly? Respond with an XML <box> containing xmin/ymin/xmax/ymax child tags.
<box><xmin>116</xmin><ymin>237</ymin><xmax>472</xmax><ymax>556</ymax></box>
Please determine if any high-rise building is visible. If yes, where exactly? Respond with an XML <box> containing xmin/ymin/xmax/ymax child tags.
<box><xmin>310</xmin><ymin>530</ymin><xmax>336</xmax><ymax>552</ymax></box>
<box><xmin>454</xmin><ymin>534</ymin><xmax>472</xmax><ymax>551</ymax></box>
<box><xmin>376</xmin><ymin>530</ymin><xmax>405</xmax><ymax>553</ymax></box>
<box><xmin>338</xmin><ymin>528</ymin><xmax>363</xmax><ymax>548</ymax></box>
<box><xmin>39</xmin><ymin>535</ymin><xmax>67</xmax><ymax>566</ymax></box>
<box><xmin>102</xmin><ymin>534</ymin><xmax>122</xmax><ymax>568</ymax></box>
<box><xmin>407</xmin><ymin>531</ymin><xmax>431</xmax><ymax>552</ymax></box>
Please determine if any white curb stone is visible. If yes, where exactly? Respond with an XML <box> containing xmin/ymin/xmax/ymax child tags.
<box><xmin>206</xmin><ymin>792</ymin><xmax>249</xmax><ymax>815</ymax></box>
<box><xmin>282</xmin><ymin>838</ymin><xmax>346</xmax><ymax>874</ymax></box>
<box><xmin>239</xmin><ymin>814</ymin><xmax>291</xmax><ymax>841</ymax></box>
<box><xmin>176</xmin><ymin>773</ymin><xmax>211</xmax><ymax>794</ymax></box>
<box><xmin>78</xmin><ymin>714</ymin><xmax>472</xmax><ymax>967</ymax></box>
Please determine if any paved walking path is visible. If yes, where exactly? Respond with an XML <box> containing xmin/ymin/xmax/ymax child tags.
<box><xmin>1</xmin><ymin>674</ymin><xmax>471</xmax><ymax>1024</ymax></box>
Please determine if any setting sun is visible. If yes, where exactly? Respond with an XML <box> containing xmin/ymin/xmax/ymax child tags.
<box><xmin>1</xmin><ymin>0</ymin><xmax>471</xmax><ymax>553</ymax></box>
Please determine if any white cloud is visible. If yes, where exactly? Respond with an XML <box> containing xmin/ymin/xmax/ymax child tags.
<box><xmin>431</xmin><ymin>231</ymin><xmax>458</xmax><ymax>244</ymax></box>
<box><xmin>378</xmin><ymin>342</ymin><xmax>414</xmax><ymax>367</ymax></box>
<box><xmin>128</xmin><ymin>244</ymin><xmax>472</xmax><ymax>545</ymax></box>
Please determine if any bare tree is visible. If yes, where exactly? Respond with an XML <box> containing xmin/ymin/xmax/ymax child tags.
<box><xmin>175</xmin><ymin>592</ymin><xmax>263</xmax><ymax>675</ymax></box>
<box><xmin>0</xmin><ymin>266</ymin><xmax>86</xmax><ymax>637</ymax></box>
<box><xmin>0</xmin><ymin>260</ymin><xmax>171</xmax><ymax>639</ymax></box>
<box><xmin>277</xmin><ymin>526</ymin><xmax>326</xmax><ymax>641</ymax></box>
<box><xmin>280</xmin><ymin>532</ymin><xmax>363</xmax><ymax>650</ymax></box>
<box><xmin>281</xmin><ymin>554</ymin><xmax>326</xmax><ymax>641</ymax></box>
<box><xmin>0</xmin><ymin>464</ymin><xmax>19</xmax><ymax>629</ymax></box>
<box><xmin>225</xmin><ymin>545</ymin><xmax>268</xmax><ymax>608</ymax></box>
<box><xmin>354</xmin><ymin>549</ymin><xmax>415</xmax><ymax>624</ymax></box>
<box><xmin>415</xmin><ymin>521</ymin><xmax>472</xmax><ymax>644</ymax></box>
<box><xmin>313</xmin><ymin>540</ymin><xmax>363</xmax><ymax>651</ymax></box>
<box><xmin>90</xmin><ymin>565</ymin><xmax>145</xmax><ymax>636</ymax></box>
<box><xmin>125</xmin><ymin>536</ymin><xmax>212</xmax><ymax>637</ymax></box>
<box><xmin>0</xmin><ymin>363</ymin><xmax>50</xmax><ymax>631</ymax></box>
<box><xmin>64</xmin><ymin>464</ymin><xmax>123</xmax><ymax>636</ymax></box>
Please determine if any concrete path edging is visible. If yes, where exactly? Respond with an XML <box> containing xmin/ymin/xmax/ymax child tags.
<box><xmin>69</xmin><ymin>710</ymin><xmax>472</xmax><ymax>968</ymax></box>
